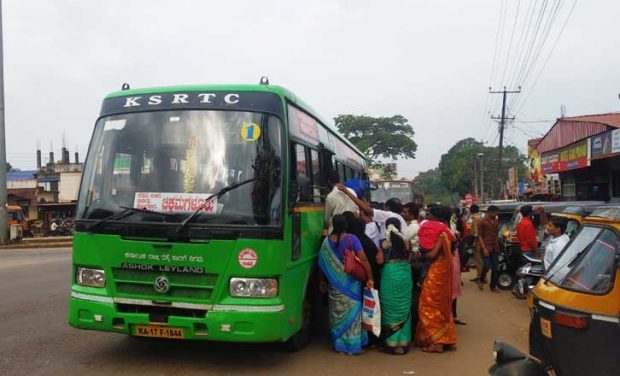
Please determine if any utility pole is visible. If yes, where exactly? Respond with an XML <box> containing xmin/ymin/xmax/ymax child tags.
<box><xmin>473</xmin><ymin>157</ymin><xmax>478</xmax><ymax>199</ymax></box>
<box><xmin>0</xmin><ymin>0</ymin><xmax>7</xmax><ymax>245</ymax></box>
<box><xmin>477</xmin><ymin>153</ymin><xmax>484</xmax><ymax>203</ymax></box>
<box><xmin>490</xmin><ymin>86</ymin><xmax>520</xmax><ymax>199</ymax></box>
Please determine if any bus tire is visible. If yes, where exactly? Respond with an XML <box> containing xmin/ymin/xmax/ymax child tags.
<box><xmin>285</xmin><ymin>296</ymin><xmax>313</xmax><ymax>351</ymax></box>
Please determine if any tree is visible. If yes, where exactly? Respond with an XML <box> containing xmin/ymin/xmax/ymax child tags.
<box><xmin>334</xmin><ymin>114</ymin><xmax>417</xmax><ymax>164</ymax></box>
<box><xmin>438</xmin><ymin>138</ymin><xmax>527</xmax><ymax>198</ymax></box>
<box><xmin>415</xmin><ymin>168</ymin><xmax>459</xmax><ymax>204</ymax></box>
<box><xmin>378</xmin><ymin>165</ymin><xmax>397</xmax><ymax>179</ymax></box>
<box><xmin>6</xmin><ymin>162</ymin><xmax>11</xmax><ymax>172</ymax></box>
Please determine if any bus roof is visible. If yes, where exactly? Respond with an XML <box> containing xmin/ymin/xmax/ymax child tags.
<box><xmin>104</xmin><ymin>84</ymin><xmax>366</xmax><ymax>160</ymax></box>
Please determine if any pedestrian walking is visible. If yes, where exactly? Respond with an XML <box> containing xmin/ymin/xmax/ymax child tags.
<box><xmin>477</xmin><ymin>205</ymin><xmax>501</xmax><ymax>293</ymax></box>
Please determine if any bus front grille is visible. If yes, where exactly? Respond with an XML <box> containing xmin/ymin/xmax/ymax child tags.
<box><xmin>111</xmin><ymin>268</ymin><xmax>218</xmax><ymax>301</ymax></box>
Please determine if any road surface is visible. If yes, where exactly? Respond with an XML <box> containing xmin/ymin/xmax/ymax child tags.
<box><xmin>0</xmin><ymin>248</ymin><xmax>529</xmax><ymax>376</ymax></box>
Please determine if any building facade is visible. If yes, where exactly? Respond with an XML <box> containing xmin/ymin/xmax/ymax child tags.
<box><xmin>536</xmin><ymin>113</ymin><xmax>620</xmax><ymax>202</ymax></box>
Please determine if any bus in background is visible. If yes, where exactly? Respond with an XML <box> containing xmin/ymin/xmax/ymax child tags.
<box><xmin>370</xmin><ymin>179</ymin><xmax>423</xmax><ymax>205</ymax></box>
<box><xmin>68</xmin><ymin>82</ymin><xmax>368</xmax><ymax>350</ymax></box>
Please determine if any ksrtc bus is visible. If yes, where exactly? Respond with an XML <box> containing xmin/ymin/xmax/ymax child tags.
<box><xmin>68</xmin><ymin>83</ymin><xmax>367</xmax><ymax>349</ymax></box>
<box><xmin>370</xmin><ymin>179</ymin><xmax>423</xmax><ymax>205</ymax></box>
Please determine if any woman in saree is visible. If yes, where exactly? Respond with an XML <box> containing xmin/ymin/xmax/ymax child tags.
<box><xmin>319</xmin><ymin>214</ymin><xmax>374</xmax><ymax>355</ymax></box>
<box><xmin>377</xmin><ymin>217</ymin><xmax>413</xmax><ymax>355</ymax></box>
<box><xmin>415</xmin><ymin>206</ymin><xmax>457</xmax><ymax>353</ymax></box>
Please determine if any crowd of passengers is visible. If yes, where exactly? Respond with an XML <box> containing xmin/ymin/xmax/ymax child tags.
<box><xmin>318</xmin><ymin>172</ymin><xmax>571</xmax><ymax>355</ymax></box>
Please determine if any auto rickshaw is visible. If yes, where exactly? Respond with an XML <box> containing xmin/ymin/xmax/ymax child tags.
<box><xmin>489</xmin><ymin>206</ymin><xmax>620</xmax><ymax>376</ymax></box>
<box><xmin>495</xmin><ymin>201</ymin><xmax>606</xmax><ymax>290</ymax></box>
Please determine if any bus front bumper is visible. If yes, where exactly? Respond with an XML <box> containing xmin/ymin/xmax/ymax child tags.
<box><xmin>68</xmin><ymin>293</ymin><xmax>291</xmax><ymax>343</ymax></box>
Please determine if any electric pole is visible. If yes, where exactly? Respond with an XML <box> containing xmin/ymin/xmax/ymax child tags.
<box><xmin>0</xmin><ymin>0</ymin><xmax>7</xmax><ymax>245</ymax></box>
<box><xmin>490</xmin><ymin>86</ymin><xmax>520</xmax><ymax>199</ymax></box>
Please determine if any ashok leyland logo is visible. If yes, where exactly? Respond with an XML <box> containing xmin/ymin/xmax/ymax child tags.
<box><xmin>154</xmin><ymin>276</ymin><xmax>170</xmax><ymax>293</ymax></box>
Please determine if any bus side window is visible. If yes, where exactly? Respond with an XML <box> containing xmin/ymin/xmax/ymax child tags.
<box><xmin>338</xmin><ymin>162</ymin><xmax>346</xmax><ymax>182</ymax></box>
<box><xmin>309</xmin><ymin>148</ymin><xmax>323</xmax><ymax>203</ymax></box>
<box><xmin>293</xmin><ymin>144</ymin><xmax>312</xmax><ymax>202</ymax></box>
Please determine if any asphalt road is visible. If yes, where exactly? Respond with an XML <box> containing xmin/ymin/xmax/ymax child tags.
<box><xmin>0</xmin><ymin>248</ymin><xmax>529</xmax><ymax>376</ymax></box>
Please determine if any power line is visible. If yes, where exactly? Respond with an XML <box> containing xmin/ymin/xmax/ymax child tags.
<box><xmin>513</xmin><ymin>0</ymin><xmax>550</xmax><ymax>88</ymax></box>
<box><xmin>506</xmin><ymin>0</ymin><xmax>537</xmax><ymax>91</ymax></box>
<box><xmin>510</xmin><ymin>0</ymin><xmax>564</xmax><ymax>111</ymax></box>
<box><xmin>500</xmin><ymin>0</ymin><xmax>521</xmax><ymax>86</ymax></box>
<box><xmin>514</xmin><ymin>0</ymin><xmax>578</xmax><ymax>114</ymax></box>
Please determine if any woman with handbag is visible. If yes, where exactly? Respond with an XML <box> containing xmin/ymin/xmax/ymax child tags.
<box><xmin>318</xmin><ymin>214</ymin><xmax>374</xmax><ymax>355</ymax></box>
<box><xmin>377</xmin><ymin>217</ymin><xmax>413</xmax><ymax>355</ymax></box>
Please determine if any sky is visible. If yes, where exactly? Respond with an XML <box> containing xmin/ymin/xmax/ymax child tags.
<box><xmin>3</xmin><ymin>0</ymin><xmax>620</xmax><ymax>178</ymax></box>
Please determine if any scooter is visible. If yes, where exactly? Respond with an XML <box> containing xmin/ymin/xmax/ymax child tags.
<box><xmin>512</xmin><ymin>254</ymin><xmax>544</xmax><ymax>299</ymax></box>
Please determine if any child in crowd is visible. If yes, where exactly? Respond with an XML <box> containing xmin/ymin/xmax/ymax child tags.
<box><xmin>416</xmin><ymin>206</ymin><xmax>456</xmax><ymax>283</ymax></box>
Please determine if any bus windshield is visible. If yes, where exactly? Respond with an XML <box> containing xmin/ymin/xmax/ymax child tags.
<box><xmin>77</xmin><ymin>110</ymin><xmax>283</xmax><ymax>227</ymax></box>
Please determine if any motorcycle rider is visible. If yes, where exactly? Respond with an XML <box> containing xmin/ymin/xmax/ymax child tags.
<box><xmin>543</xmin><ymin>217</ymin><xmax>570</xmax><ymax>270</ymax></box>
<box><xmin>50</xmin><ymin>219</ymin><xmax>59</xmax><ymax>235</ymax></box>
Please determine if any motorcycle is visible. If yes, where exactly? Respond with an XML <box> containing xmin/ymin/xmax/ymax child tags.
<box><xmin>495</xmin><ymin>244</ymin><xmax>521</xmax><ymax>290</ymax></box>
<box><xmin>512</xmin><ymin>254</ymin><xmax>544</xmax><ymax>299</ymax></box>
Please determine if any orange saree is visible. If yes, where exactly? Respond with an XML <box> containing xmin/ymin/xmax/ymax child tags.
<box><xmin>414</xmin><ymin>232</ymin><xmax>457</xmax><ymax>349</ymax></box>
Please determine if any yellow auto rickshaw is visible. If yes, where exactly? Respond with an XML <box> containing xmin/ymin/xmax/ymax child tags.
<box><xmin>490</xmin><ymin>206</ymin><xmax>620</xmax><ymax>376</ymax></box>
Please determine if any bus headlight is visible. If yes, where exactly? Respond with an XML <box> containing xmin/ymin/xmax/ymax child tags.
<box><xmin>230</xmin><ymin>278</ymin><xmax>278</xmax><ymax>298</ymax></box>
<box><xmin>76</xmin><ymin>267</ymin><xmax>106</xmax><ymax>288</ymax></box>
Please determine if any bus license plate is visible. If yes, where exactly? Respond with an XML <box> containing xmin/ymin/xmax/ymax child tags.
<box><xmin>134</xmin><ymin>325</ymin><xmax>184</xmax><ymax>339</ymax></box>
<box><xmin>540</xmin><ymin>318</ymin><xmax>552</xmax><ymax>339</ymax></box>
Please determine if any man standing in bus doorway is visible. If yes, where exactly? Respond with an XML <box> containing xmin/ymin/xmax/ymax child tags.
<box><xmin>477</xmin><ymin>205</ymin><xmax>501</xmax><ymax>293</ymax></box>
<box><xmin>335</xmin><ymin>186</ymin><xmax>409</xmax><ymax>240</ymax></box>
<box><xmin>324</xmin><ymin>171</ymin><xmax>359</xmax><ymax>234</ymax></box>
<box><xmin>516</xmin><ymin>205</ymin><xmax>539</xmax><ymax>258</ymax></box>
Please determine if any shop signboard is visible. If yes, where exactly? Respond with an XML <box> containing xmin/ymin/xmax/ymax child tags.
<box><xmin>541</xmin><ymin>139</ymin><xmax>589</xmax><ymax>173</ymax></box>
<box><xmin>527</xmin><ymin>139</ymin><xmax>542</xmax><ymax>183</ymax></box>
<box><xmin>612</xmin><ymin>129</ymin><xmax>620</xmax><ymax>154</ymax></box>
<box><xmin>591</xmin><ymin>131</ymin><xmax>613</xmax><ymax>157</ymax></box>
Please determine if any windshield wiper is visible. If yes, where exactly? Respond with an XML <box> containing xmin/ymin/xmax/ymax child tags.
<box><xmin>87</xmin><ymin>206</ymin><xmax>174</xmax><ymax>232</ymax></box>
<box><xmin>175</xmin><ymin>178</ymin><xmax>256</xmax><ymax>235</ymax></box>
<box><xmin>543</xmin><ymin>242</ymin><xmax>593</xmax><ymax>284</ymax></box>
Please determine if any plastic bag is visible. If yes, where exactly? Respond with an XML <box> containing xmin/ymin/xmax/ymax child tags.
<box><xmin>362</xmin><ymin>288</ymin><xmax>381</xmax><ymax>337</ymax></box>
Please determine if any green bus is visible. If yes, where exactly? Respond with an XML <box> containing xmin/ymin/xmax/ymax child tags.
<box><xmin>68</xmin><ymin>82</ymin><xmax>367</xmax><ymax>349</ymax></box>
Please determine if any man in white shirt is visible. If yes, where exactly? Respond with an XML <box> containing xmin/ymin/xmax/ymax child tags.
<box><xmin>543</xmin><ymin>217</ymin><xmax>570</xmax><ymax>270</ymax></box>
<box><xmin>324</xmin><ymin>172</ymin><xmax>359</xmax><ymax>233</ymax></box>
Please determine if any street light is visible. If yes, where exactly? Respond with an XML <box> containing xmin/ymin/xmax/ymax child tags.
<box><xmin>477</xmin><ymin>153</ymin><xmax>484</xmax><ymax>203</ymax></box>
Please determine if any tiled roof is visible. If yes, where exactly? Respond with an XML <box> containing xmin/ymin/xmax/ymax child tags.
<box><xmin>558</xmin><ymin>112</ymin><xmax>620</xmax><ymax>128</ymax></box>
<box><xmin>537</xmin><ymin>113</ymin><xmax>620</xmax><ymax>154</ymax></box>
